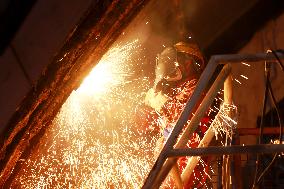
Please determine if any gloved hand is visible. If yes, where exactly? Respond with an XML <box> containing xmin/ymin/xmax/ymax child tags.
<box><xmin>154</xmin><ymin>78</ymin><xmax>172</xmax><ymax>95</ymax></box>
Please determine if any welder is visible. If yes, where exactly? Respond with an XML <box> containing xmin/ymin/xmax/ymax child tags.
<box><xmin>145</xmin><ymin>41</ymin><xmax>211</xmax><ymax>188</ymax></box>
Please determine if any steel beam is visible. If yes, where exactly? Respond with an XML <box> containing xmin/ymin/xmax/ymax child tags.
<box><xmin>238</xmin><ymin>127</ymin><xmax>284</xmax><ymax>136</ymax></box>
<box><xmin>167</xmin><ymin>144</ymin><xmax>284</xmax><ymax>157</ymax></box>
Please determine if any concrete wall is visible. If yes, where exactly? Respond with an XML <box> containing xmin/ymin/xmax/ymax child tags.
<box><xmin>232</xmin><ymin>13</ymin><xmax>284</xmax><ymax>145</ymax></box>
<box><xmin>0</xmin><ymin>0</ymin><xmax>92</xmax><ymax>131</ymax></box>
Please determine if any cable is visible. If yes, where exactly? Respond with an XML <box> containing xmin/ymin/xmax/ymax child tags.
<box><xmin>268</xmin><ymin>80</ymin><xmax>283</xmax><ymax>144</ymax></box>
<box><xmin>255</xmin><ymin>80</ymin><xmax>283</xmax><ymax>184</ymax></box>
<box><xmin>252</xmin><ymin>50</ymin><xmax>284</xmax><ymax>188</ymax></box>
<box><xmin>271</xmin><ymin>50</ymin><xmax>284</xmax><ymax>72</ymax></box>
<box><xmin>260</xmin><ymin>61</ymin><xmax>271</xmax><ymax>145</ymax></box>
<box><xmin>252</xmin><ymin>60</ymin><xmax>270</xmax><ymax>189</ymax></box>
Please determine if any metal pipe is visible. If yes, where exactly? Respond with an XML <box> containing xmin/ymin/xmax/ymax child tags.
<box><xmin>224</xmin><ymin>72</ymin><xmax>233</xmax><ymax>104</ymax></box>
<box><xmin>223</xmin><ymin>71</ymin><xmax>233</xmax><ymax>189</ymax></box>
<box><xmin>167</xmin><ymin>144</ymin><xmax>284</xmax><ymax>157</ymax></box>
<box><xmin>212</xmin><ymin>52</ymin><xmax>284</xmax><ymax>64</ymax></box>
<box><xmin>181</xmin><ymin>124</ymin><xmax>215</xmax><ymax>184</ymax></box>
<box><xmin>238</xmin><ymin>127</ymin><xmax>284</xmax><ymax>136</ymax></box>
<box><xmin>171</xmin><ymin>163</ymin><xmax>183</xmax><ymax>189</ymax></box>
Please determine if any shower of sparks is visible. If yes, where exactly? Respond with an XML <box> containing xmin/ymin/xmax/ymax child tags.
<box><xmin>240</xmin><ymin>74</ymin><xmax>248</xmax><ymax>80</ymax></box>
<box><xmin>12</xmin><ymin>40</ymin><xmax>161</xmax><ymax>188</ymax></box>
<box><xmin>234</xmin><ymin>78</ymin><xmax>242</xmax><ymax>85</ymax></box>
<box><xmin>211</xmin><ymin>103</ymin><xmax>238</xmax><ymax>141</ymax></box>
<box><xmin>12</xmin><ymin>39</ymin><xmax>225</xmax><ymax>189</ymax></box>
<box><xmin>77</xmin><ymin>40</ymin><xmax>139</xmax><ymax>96</ymax></box>
<box><xmin>241</xmin><ymin>62</ymin><xmax>251</xmax><ymax>67</ymax></box>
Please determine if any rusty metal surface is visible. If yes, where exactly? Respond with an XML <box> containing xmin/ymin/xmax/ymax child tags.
<box><xmin>0</xmin><ymin>0</ymin><xmax>149</xmax><ymax>186</ymax></box>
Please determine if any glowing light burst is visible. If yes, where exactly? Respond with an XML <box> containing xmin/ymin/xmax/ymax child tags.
<box><xmin>77</xmin><ymin>40</ymin><xmax>136</xmax><ymax>96</ymax></box>
<box><xmin>12</xmin><ymin>40</ymin><xmax>159</xmax><ymax>189</ymax></box>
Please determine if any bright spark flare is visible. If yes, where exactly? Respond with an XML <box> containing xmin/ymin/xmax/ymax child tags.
<box><xmin>77</xmin><ymin>40</ymin><xmax>138</xmax><ymax>96</ymax></box>
<box><xmin>234</xmin><ymin>78</ymin><xmax>242</xmax><ymax>85</ymax></box>
<box><xmin>240</xmin><ymin>74</ymin><xmax>248</xmax><ymax>80</ymax></box>
<box><xmin>241</xmin><ymin>62</ymin><xmax>251</xmax><ymax>67</ymax></box>
<box><xmin>12</xmin><ymin>40</ymin><xmax>159</xmax><ymax>189</ymax></box>
<box><xmin>12</xmin><ymin>39</ymin><xmax>219</xmax><ymax>189</ymax></box>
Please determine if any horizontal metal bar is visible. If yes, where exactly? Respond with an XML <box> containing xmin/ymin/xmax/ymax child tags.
<box><xmin>167</xmin><ymin>144</ymin><xmax>284</xmax><ymax>157</ymax></box>
<box><xmin>212</xmin><ymin>52</ymin><xmax>284</xmax><ymax>64</ymax></box>
<box><xmin>238</xmin><ymin>127</ymin><xmax>284</xmax><ymax>136</ymax></box>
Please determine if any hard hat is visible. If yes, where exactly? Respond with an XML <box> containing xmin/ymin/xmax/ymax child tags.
<box><xmin>174</xmin><ymin>41</ymin><xmax>205</xmax><ymax>69</ymax></box>
<box><xmin>155</xmin><ymin>42</ymin><xmax>205</xmax><ymax>85</ymax></box>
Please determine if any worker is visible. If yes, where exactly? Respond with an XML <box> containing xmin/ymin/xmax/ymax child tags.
<box><xmin>144</xmin><ymin>41</ymin><xmax>211</xmax><ymax>188</ymax></box>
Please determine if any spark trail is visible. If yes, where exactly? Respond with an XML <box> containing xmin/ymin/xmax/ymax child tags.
<box><xmin>12</xmin><ymin>40</ymin><xmax>159</xmax><ymax>189</ymax></box>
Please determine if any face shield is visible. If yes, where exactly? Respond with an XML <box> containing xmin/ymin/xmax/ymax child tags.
<box><xmin>153</xmin><ymin>42</ymin><xmax>205</xmax><ymax>94</ymax></box>
<box><xmin>154</xmin><ymin>47</ymin><xmax>182</xmax><ymax>86</ymax></box>
<box><xmin>174</xmin><ymin>42</ymin><xmax>204</xmax><ymax>73</ymax></box>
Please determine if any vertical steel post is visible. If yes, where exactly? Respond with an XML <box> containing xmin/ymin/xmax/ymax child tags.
<box><xmin>223</xmin><ymin>71</ymin><xmax>233</xmax><ymax>189</ymax></box>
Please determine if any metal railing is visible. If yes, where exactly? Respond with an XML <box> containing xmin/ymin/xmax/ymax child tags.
<box><xmin>142</xmin><ymin>52</ymin><xmax>284</xmax><ymax>189</ymax></box>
